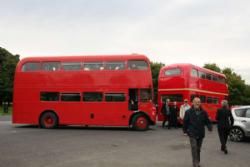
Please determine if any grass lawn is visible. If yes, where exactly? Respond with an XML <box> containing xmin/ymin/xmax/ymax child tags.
<box><xmin>0</xmin><ymin>106</ymin><xmax>12</xmax><ymax>115</ymax></box>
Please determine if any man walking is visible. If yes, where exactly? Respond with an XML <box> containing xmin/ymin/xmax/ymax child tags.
<box><xmin>180</xmin><ymin>99</ymin><xmax>191</xmax><ymax>121</ymax></box>
<box><xmin>170</xmin><ymin>101</ymin><xmax>179</xmax><ymax>128</ymax></box>
<box><xmin>183</xmin><ymin>97</ymin><xmax>212</xmax><ymax>167</ymax></box>
<box><xmin>216</xmin><ymin>100</ymin><xmax>234</xmax><ymax>154</ymax></box>
<box><xmin>161</xmin><ymin>99</ymin><xmax>170</xmax><ymax>128</ymax></box>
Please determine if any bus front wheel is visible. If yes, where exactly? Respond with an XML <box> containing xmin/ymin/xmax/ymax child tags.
<box><xmin>40</xmin><ymin>112</ymin><xmax>58</xmax><ymax>129</ymax></box>
<box><xmin>132</xmin><ymin>115</ymin><xmax>149</xmax><ymax>131</ymax></box>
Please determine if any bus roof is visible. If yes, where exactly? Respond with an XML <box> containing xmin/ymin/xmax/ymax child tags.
<box><xmin>161</xmin><ymin>63</ymin><xmax>226</xmax><ymax>78</ymax></box>
<box><xmin>19</xmin><ymin>54</ymin><xmax>149</xmax><ymax>63</ymax></box>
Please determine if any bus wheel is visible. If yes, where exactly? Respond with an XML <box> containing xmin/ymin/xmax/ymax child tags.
<box><xmin>40</xmin><ymin>112</ymin><xmax>58</xmax><ymax>129</ymax></box>
<box><xmin>132</xmin><ymin>115</ymin><xmax>149</xmax><ymax>131</ymax></box>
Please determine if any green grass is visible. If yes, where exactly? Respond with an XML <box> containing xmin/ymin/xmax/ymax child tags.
<box><xmin>0</xmin><ymin>106</ymin><xmax>12</xmax><ymax>115</ymax></box>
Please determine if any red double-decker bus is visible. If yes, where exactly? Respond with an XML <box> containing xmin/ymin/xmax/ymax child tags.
<box><xmin>158</xmin><ymin>63</ymin><xmax>228</xmax><ymax>122</ymax></box>
<box><xmin>13</xmin><ymin>54</ymin><xmax>156</xmax><ymax>130</ymax></box>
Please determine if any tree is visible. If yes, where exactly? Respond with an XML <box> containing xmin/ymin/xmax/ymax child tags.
<box><xmin>244</xmin><ymin>85</ymin><xmax>250</xmax><ymax>104</ymax></box>
<box><xmin>222</xmin><ymin>68</ymin><xmax>248</xmax><ymax>105</ymax></box>
<box><xmin>203</xmin><ymin>63</ymin><xmax>221</xmax><ymax>73</ymax></box>
<box><xmin>150</xmin><ymin>62</ymin><xmax>165</xmax><ymax>103</ymax></box>
<box><xmin>0</xmin><ymin>47</ymin><xmax>20</xmax><ymax>104</ymax></box>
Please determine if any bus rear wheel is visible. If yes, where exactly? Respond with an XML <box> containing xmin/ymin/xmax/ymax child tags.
<box><xmin>40</xmin><ymin>112</ymin><xmax>58</xmax><ymax>129</ymax></box>
<box><xmin>132</xmin><ymin>115</ymin><xmax>149</xmax><ymax>131</ymax></box>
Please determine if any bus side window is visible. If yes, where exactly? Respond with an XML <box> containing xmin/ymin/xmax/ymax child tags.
<box><xmin>199</xmin><ymin>95</ymin><xmax>206</xmax><ymax>103</ymax></box>
<box><xmin>42</xmin><ymin>62</ymin><xmax>60</xmax><ymax>71</ymax></box>
<box><xmin>83</xmin><ymin>92</ymin><xmax>103</xmax><ymax>102</ymax></box>
<box><xmin>105</xmin><ymin>93</ymin><xmax>126</xmax><ymax>102</ymax></box>
<box><xmin>212</xmin><ymin>75</ymin><xmax>219</xmax><ymax>82</ymax></box>
<box><xmin>218</xmin><ymin>76</ymin><xmax>226</xmax><ymax>83</ymax></box>
<box><xmin>199</xmin><ymin>71</ymin><xmax>206</xmax><ymax>79</ymax></box>
<box><xmin>164</xmin><ymin>68</ymin><xmax>181</xmax><ymax>76</ymax></box>
<box><xmin>191</xmin><ymin>68</ymin><xmax>198</xmax><ymax>77</ymax></box>
<box><xmin>22</xmin><ymin>62</ymin><xmax>40</xmax><ymax>72</ymax></box>
<box><xmin>212</xmin><ymin>97</ymin><xmax>219</xmax><ymax>104</ymax></box>
<box><xmin>61</xmin><ymin>93</ymin><xmax>81</xmax><ymax>102</ymax></box>
<box><xmin>190</xmin><ymin>94</ymin><xmax>199</xmax><ymax>102</ymax></box>
<box><xmin>128</xmin><ymin>60</ymin><xmax>148</xmax><ymax>70</ymax></box>
<box><xmin>83</xmin><ymin>62</ymin><xmax>104</xmax><ymax>71</ymax></box>
<box><xmin>61</xmin><ymin>62</ymin><xmax>81</xmax><ymax>71</ymax></box>
<box><xmin>207</xmin><ymin>97</ymin><xmax>213</xmax><ymax>103</ymax></box>
<box><xmin>140</xmin><ymin>89</ymin><xmax>152</xmax><ymax>102</ymax></box>
<box><xmin>206</xmin><ymin>73</ymin><xmax>212</xmax><ymax>80</ymax></box>
<box><xmin>40</xmin><ymin>92</ymin><xmax>59</xmax><ymax>101</ymax></box>
<box><xmin>162</xmin><ymin>94</ymin><xmax>183</xmax><ymax>102</ymax></box>
<box><xmin>105</xmin><ymin>62</ymin><xmax>125</xmax><ymax>70</ymax></box>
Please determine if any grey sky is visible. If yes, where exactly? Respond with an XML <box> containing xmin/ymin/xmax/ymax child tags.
<box><xmin>1</xmin><ymin>0</ymin><xmax>250</xmax><ymax>83</ymax></box>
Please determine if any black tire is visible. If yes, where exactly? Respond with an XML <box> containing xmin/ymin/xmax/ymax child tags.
<box><xmin>40</xmin><ymin>112</ymin><xmax>58</xmax><ymax>129</ymax></box>
<box><xmin>229</xmin><ymin>127</ymin><xmax>244</xmax><ymax>142</ymax></box>
<box><xmin>132</xmin><ymin>115</ymin><xmax>149</xmax><ymax>131</ymax></box>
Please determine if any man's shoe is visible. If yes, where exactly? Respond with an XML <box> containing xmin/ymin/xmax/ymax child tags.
<box><xmin>224</xmin><ymin>149</ymin><xmax>228</xmax><ymax>154</ymax></box>
<box><xmin>221</xmin><ymin>145</ymin><xmax>225</xmax><ymax>151</ymax></box>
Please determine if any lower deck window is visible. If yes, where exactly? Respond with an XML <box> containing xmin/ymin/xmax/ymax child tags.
<box><xmin>83</xmin><ymin>92</ymin><xmax>103</xmax><ymax>102</ymax></box>
<box><xmin>140</xmin><ymin>89</ymin><xmax>152</xmax><ymax>102</ymax></box>
<box><xmin>61</xmin><ymin>93</ymin><xmax>81</xmax><ymax>101</ymax></box>
<box><xmin>191</xmin><ymin>94</ymin><xmax>206</xmax><ymax>103</ymax></box>
<box><xmin>191</xmin><ymin>94</ymin><xmax>218</xmax><ymax>104</ymax></box>
<box><xmin>161</xmin><ymin>94</ymin><xmax>183</xmax><ymax>102</ymax></box>
<box><xmin>105</xmin><ymin>93</ymin><xmax>125</xmax><ymax>102</ymax></box>
<box><xmin>40</xmin><ymin>92</ymin><xmax>59</xmax><ymax>101</ymax></box>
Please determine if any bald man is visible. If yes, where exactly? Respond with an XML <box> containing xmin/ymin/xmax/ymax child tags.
<box><xmin>183</xmin><ymin>97</ymin><xmax>212</xmax><ymax>167</ymax></box>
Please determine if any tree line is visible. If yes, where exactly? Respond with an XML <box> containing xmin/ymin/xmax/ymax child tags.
<box><xmin>0</xmin><ymin>47</ymin><xmax>19</xmax><ymax>104</ymax></box>
<box><xmin>0</xmin><ymin>47</ymin><xmax>249</xmax><ymax>105</ymax></box>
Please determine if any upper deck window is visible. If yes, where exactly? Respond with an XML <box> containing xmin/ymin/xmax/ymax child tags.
<box><xmin>199</xmin><ymin>71</ymin><xmax>206</xmax><ymax>79</ymax></box>
<box><xmin>21</xmin><ymin>62</ymin><xmax>40</xmax><ymax>72</ymax></box>
<box><xmin>83</xmin><ymin>62</ymin><xmax>104</xmax><ymax>71</ymax></box>
<box><xmin>191</xmin><ymin>68</ymin><xmax>198</xmax><ymax>77</ymax></box>
<box><xmin>105</xmin><ymin>61</ymin><xmax>125</xmax><ymax>70</ymax></box>
<box><xmin>212</xmin><ymin>75</ymin><xmax>219</xmax><ymax>82</ymax></box>
<box><xmin>164</xmin><ymin>68</ymin><xmax>181</xmax><ymax>76</ymax></box>
<box><xmin>62</xmin><ymin>62</ymin><xmax>81</xmax><ymax>71</ymax></box>
<box><xmin>128</xmin><ymin>60</ymin><xmax>148</xmax><ymax>70</ymax></box>
<box><xmin>206</xmin><ymin>73</ymin><xmax>212</xmax><ymax>80</ymax></box>
<box><xmin>42</xmin><ymin>62</ymin><xmax>60</xmax><ymax>71</ymax></box>
<box><xmin>218</xmin><ymin>76</ymin><xmax>226</xmax><ymax>84</ymax></box>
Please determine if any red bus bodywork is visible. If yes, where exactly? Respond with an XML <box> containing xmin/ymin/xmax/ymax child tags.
<box><xmin>13</xmin><ymin>54</ymin><xmax>156</xmax><ymax>130</ymax></box>
<box><xmin>158</xmin><ymin>64</ymin><xmax>228</xmax><ymax>122</ymax></box>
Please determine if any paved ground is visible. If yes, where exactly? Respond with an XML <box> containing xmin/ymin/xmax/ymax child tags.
<box><xmin>0</xmin><ymin>116</ymin><xmax>249</xmax><ymax>167</ymax></box>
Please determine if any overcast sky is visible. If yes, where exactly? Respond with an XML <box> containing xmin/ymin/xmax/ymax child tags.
<box><xmin>1</xmin><ymin>0</ymin><xmax>250</xmax><ymax>83</ymax></box>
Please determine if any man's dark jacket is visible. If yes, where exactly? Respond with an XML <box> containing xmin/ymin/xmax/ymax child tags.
<box><xmin>161</xmin><ymin>103</ymin><xmax>170</xmax><ymax>116</ymax></box>
<box><xmin>216</xmin><ymin>107</ymin><xmax>234</xmax><ymax>129</ymax></box>
<box><xmin>183</xmin><ymin>107</ymin><xmax>212</xmax><ymax>139</ymax></box>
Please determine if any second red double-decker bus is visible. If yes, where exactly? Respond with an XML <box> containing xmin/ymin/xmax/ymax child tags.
<box><xmin>158</xmin><ymin>63</ymin><xmax>228</xmax><ymax>122</ymax></box>
<box><xmin>13</xmin><ymin>54</ymin><xmax>156</xmax><ymax>130</ymax></box>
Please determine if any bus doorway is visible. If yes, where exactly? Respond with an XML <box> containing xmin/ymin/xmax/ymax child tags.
<box><xmin>129</xmin><ymin>89</ymin><xmax>138</xmax><ymax>111</ymax></box>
